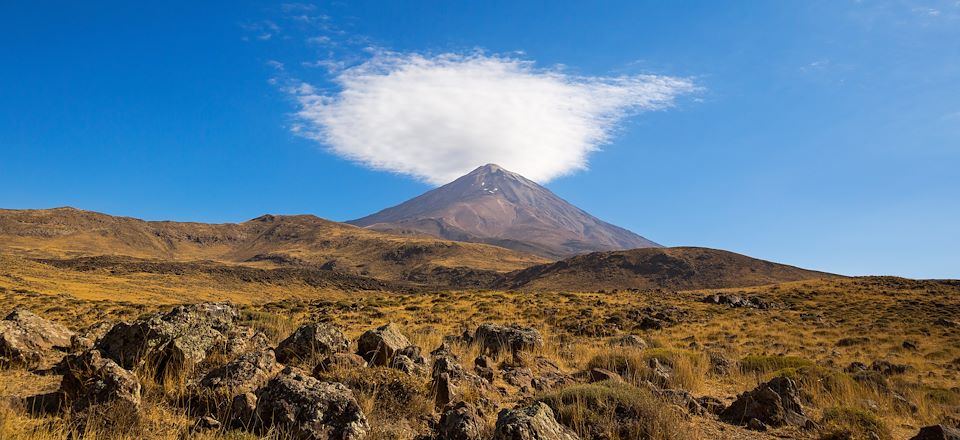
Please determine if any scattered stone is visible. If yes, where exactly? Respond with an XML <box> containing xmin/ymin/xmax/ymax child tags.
<box><xmin>254</xmin><ymin>367</ymin><xmax>369</xmax><ymax>440</ymax></box>
<box><xmin>96</xmin><ymin>302</ymin><xmax>238</xmax><ymax>378</ymax></box>
<box><xmin>223</xmin><ymin>326</ymin><xmax>271</xmax><ymax>357</ymax></box>
<box><xmin>697</xmin><ymin>396</ymin><xmax>726</xmax><ymax>415</ymax></box>
<box><xmin>720</xmin><ymin>376</ymin><xmax>810</xmax><ymax>429</ymax></box>
<box><xmin>588</xmin><ymin>368</ymin><xmax>621</xmax><ymax>383</ymax></box>
<box><xmin>932</xmin><ymin>319</ymin><xmax>958</xmax><ymax>328</ymax></box>
<box><xmin>708</xmin><ymin>351</ymin><xmax>735</xmax><ymax>375</ymax></box>
<box><xmin>608</xmin><ymin>335</ymin><xmax>647</xmax><ymax>349</ymax></box>
<box><xmin>493</xmin><ymin>402</ymin><xmax>579</xmax><ymax>440</ymax></box>
<box><xmin>701</xmin><ymin>294</ymin><xmax>777</xmax><ymax>309</ymax></box>
<box><xmin>59</xmin><ymin>349</ymin><xmax>141</xmax><ymax>412</ymax></box>
<box><xmin>0</xmin><ymin>309</ymin><xmax>74</xmax><ymax>367</ymax></box>
<box><xmin>357</xmin><ymin>323</ymin><xmax>410</xmax><ymax>366</ymax></box>
<box><xmin>910</xmin><ymin>424</ymin><xmax>960</xmax><ymax>440</ymax></box>
<box><xmin>437</xmin><ymin>401</ymin><xmax>484</xmax><ymax>440</ymax></box>
<box><xmin>192</xmin><ymin>416</ymin><xmax>222</xmax><ymax>432</ymax></box>
<box><xmin>275</xmin><ymin>323</ymin><xmax>349</xmax><ymax>365</ymax></box>
<box><xmin>903</xmin><ymin>340</ymin><xmax>919</xmax><ymax>351</ymax></box>
<box><xmin>475</xmin><ymin>324</ymin><xmax>543</xmax><ymax>355</ymax></box>
<box><xmin>871</xmin><ymin>360</ymin><xmax>911</xmax><ymax>376</ymax></box>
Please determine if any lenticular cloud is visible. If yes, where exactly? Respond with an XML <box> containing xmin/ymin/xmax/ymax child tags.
<box><xmin>292</xmin><ymin>53</ymin><xmax>696</xmax><ymax>185</ymax></box>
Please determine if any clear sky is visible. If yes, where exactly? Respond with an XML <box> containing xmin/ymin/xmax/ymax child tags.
<box><xmin>1</xmin><ymin>1</ymin><xmax>957</xmax><ymax>278</ymax></box>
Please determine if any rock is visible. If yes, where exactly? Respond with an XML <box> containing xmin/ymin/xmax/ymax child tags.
<box><xmin>493</xmin><ymin>402</ymin><xmax>579</xmax><ymax>440</ymax></box>
<box><xmin>434</xmin><ymin>372</ymin><xmax>458</xmax><ymax>408</ymax></box>
<box><xmin>588</xmin><ymin>368</ymin><xmax>621</xmax><ymax>383</ymax></box>
<box><xmin>475</xmin><ymin>355</ymin><xmax>495</xmax><ymax>381</ymax></box>
<box><xmin>96</xmin><ymin>302</ymin><xmax>238</xmax><ymax>379</ymax></box>
<box><xmin>70</xmin><ymin>321</ymin><xmax>113</xmax><ymax>352</ymax></box>
<box><xmin>314</xmin><ymin>352</ymin><xmax>367</xmax><ymax>374</ymax></box>
<box><xmin>910</xmin><ymin>425</ymin><xmax>960</xmax><ymax>440</ymax></box>
<box><xmin>192</xmin><ymin>416</ymin><xmax>222</xmax><ymax>432</ymax></box>
<box><xmin>637</xmin><ymin>316</ymin><xmax>665</xmax><ymax>331</ymax></box>
<box><xmin>438</xmin><ymin>401</ymin><xmax>484</xmax><ymax>440</ymax></box>
<box><xmin>59</xmin><ymin>349</ymin><xmax>141</xmax><ymax>411</ymax></box>
<box><xmin>198</xmin><ymin>349</ymin><xmax>276</xmax><ymax>404</ymax></box>
<box><xmin>871</xmin><ymin>360</ymin><xmax>911</xmax><ymax>376</ymax></box>
<box><xmin>708</xmin><ymin>351</ymin><xmax>735</xmax><ymax>375</ymax></box>
<box><xmin>608</xmin><ymin>335</ymin><xmax>647</xmax><ymax>349</ymax></box>
<box><xmin>647</xmin><ymin>358</ymin><xmax>673</xmax><ymax>387</ymax></box>
<box><xmin>697</xmin><ymin>396</ymin><xmax>726</xmax><ymax>415</ymax></box>
<box><xmin>702</xmin><ymin>294</ymin><xmax>776</xmax><ymax>309</ymax></box>
<box><xmin>652</xmin><ymin>388</ymin><xmax>704</xmax><ymax>415</ymax></box>
<box><xmin>720</xmin><ymin>376</ymin><xmax>809</xmax><ymax>428</ymax></box>
<box><xmin>475</xmin><ymin>324</ymin><xmax>543</xmax><ymax>355</ymax></box>
<box><xmin>0</xmin><ymin>309</ymin><xmax>74</xmax><ymax>367</ymax></box>
<box><xmin>747</xmin><ymin>418</ymin><xmax>768</xmax><ymax>432</ymax></box>
<box><xmin>275</xmin><ymin>323</ymin><xmax>349</xmax><ymax>365</ymax></box>
<box><xmin>230</xmin><ymin>392</ymin><xmax>258</xmax><ymax>429</ymax></box>
<box><xmin>357</xmin><ymin>323</ymin><xmax>410</xmax><ymax>366</ymax></box>
<box><xmin>224</xmin><ymin>326</ymin><xmax>271</xmax><ymax>357</ymax></box>
<box><xmin>903</xmin><ymin>340</ymin><xmax>919</xmax><ymax>351</ymax></box>
<box><xmin>255</xmin><ymin>367</ymin><xmax>369</xmax><ymax>440</ymax></box>
<box><xmin>932</xmin><ymin>318</ymin><xmax>958</xmax><ymax>328</ymax></box>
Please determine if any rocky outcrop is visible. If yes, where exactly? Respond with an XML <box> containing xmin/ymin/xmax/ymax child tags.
<box><xmin>701</xmin><ymin>294</ymin><xmax>778</xmax><ymax>309</ymax></box>
<box><xmin>357</xmin><ymin>323</ymin><xmax>410</xmax><ymax>366</ymax></box>
<box><xmin>96</xmin><ymin>303</ymin><xmax>238</xmax><ymax>378</ymax></box>
<box><xmin>254</xmin><ymin>367</ymin><xmax>369</xmax><ymax>440</ymax></box>
<box><xmin>437</xmin><ymin>401</ymin><xmax>485</xmax><ymax>440</ymax></box>
<box><xmin>493</xmin><ymin>402</ymin><xmax>579</xmax><ymax>440</ymax></box>
<box><xmin>275</xmin><ymin>323</ymin><xmax>349</xmax><ymax>365</ymax></box>
<box><xmin>59</xmin><ymin>349</ymin><xmax>142</xmax><ymax>411</ymax></box>
<box><xmin>475</xmin><ymin>324</ymin><xmax>543</xmax><ymax>356</ymax></box>
<box><xmin>910</xmin><ymin>425</ymin><xmax>960</xmax><ymax>440</ymax></box>
<box><xmin>0</xmin><ymin>309</ymin><xmax>74</xmax><ymax>367</ymax></box>
<box><xmin>720</xmin><ymin>376</ymin><xmax>810</xmax><ymax>430</ymax></box>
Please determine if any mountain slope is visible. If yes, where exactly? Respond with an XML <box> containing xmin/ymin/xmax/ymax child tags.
<box><xmin>499</xmin><ymin>247</ymin><xmax>838</xmax><ymax>291</ymax></box>
<box><xmin>0</xmin><ymin>207</ymin><xmax>547</xmax><ymax>282</ymax></box>
<box><xmin>348</xmin><ymin>164</ymin><xmax>660</xmax><ymax>259</ymax></box>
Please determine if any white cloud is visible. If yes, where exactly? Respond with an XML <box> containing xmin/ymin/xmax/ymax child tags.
<box><xmin>291</xmin><ymin>52</ymin><xmax>697</xmax><ymax>185</ymax></box>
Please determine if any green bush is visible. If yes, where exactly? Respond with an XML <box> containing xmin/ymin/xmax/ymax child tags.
<box><xmin>740</xmin><ymin>355</ymin><xmax>813</xmax><ymax>374</ymax></box>
<box><xmin>819</xmin><ymin>406</ymin><xmax>891</xmax><ymax>440</ymax></box>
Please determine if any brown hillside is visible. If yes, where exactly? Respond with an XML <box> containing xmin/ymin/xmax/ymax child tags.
<box><xmin>0</xmin><ymin>207</ymin><xmax>547</xmax><ymax>282</ymax></box>
<box><xmin>500</xmin><ymin>246</ymin><xmax>837</xmax><ymax>291</ymax></box>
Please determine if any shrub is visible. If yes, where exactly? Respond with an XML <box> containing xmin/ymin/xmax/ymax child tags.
<box><xmin>819</xmin><ymin>406</ymin><xmax>891</xmax><ymax>440</ymax></box>
<box><xmin>740</xmin><ymin>355</ymin><xmax>813</xmax><ymax>374</ymax></box>
<box><xmin>536</xmin><ymin>381</ymin><xmax>687</xmax><ymax>440</ymax></box>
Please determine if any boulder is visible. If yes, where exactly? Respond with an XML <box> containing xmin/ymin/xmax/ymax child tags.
<box><xmin>910</xmin><ymin>425</ymin><xmax>960</xmax><ymax>440</ymax></box>
<box><xmin>475</xmin><ymin>324</ymin><xmax>543</xmax><ymax>356</ymax></box>
<box><xmin>357</xmin><ymin>323</ymin><xmax>410</xmax><ymax>366</ymax></box>
<box><xmin>275</xmin><ymin>323</ymin><xmax>349</xmax><ymax>365</ymax></box>
<box><xmin>59</xmin><ymin>349</ymin><xmax>141</xmax><ymax>411</ymax></box>
<box><xmin>96</xmin><ymin>302</ymin><xmax>238</xmax><ymax>378</ymax></box>
<box><xmin>223</xmin><ymin>326</ymin><xmax>271</xmax><ymax>357</ymax></box>
<box><xmin>438</xmin><ymin>401</ymin><xmax>484</xmax><ymax>440</ymax></box>
<box><xmin>0</xmin><ymin>309</ymin><xmax>74</xmax><ymax>367</ymax></box>
<box><xmin>70</xmin><ymin>321</ymin><xmax>113</xmax><ymax>352</ymax></box>
<box><xmin>254</xmin><ymin>367</ymin><xmax>369</xmax><ymax>440</ymax></box>
<box><xmin>493</xmin><ymin>402</ymin><xmax>579</xmax><ymax>440</ymax></box>
<box><xmin>230</xmin><ymin>392</ymin><xmax>258</xmax><ymax>429</ymax></box>
<box><xmin>720</xmin><ymin>376</ymin><xmax>810</xmax><ymax>429</ymax></box>
<box><xmin>198</xmin><ymin>349</ymin><xmax>276</xmax><ymax>402</ymax></box>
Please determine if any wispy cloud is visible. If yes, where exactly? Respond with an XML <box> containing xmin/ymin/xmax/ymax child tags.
<box><xmin>289</xmin><ymin>52</ymin><xmax>697</xmax><ymax>185</ymax></box>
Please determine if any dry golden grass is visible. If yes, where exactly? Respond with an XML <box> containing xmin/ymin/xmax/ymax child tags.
<box><xmin>0</xmin><ymin>273</ymin><xmax>958</xmax><ymax>439</ymax></box>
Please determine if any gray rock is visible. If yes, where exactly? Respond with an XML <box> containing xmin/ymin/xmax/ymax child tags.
<box><xmin>493</xmin><ymin>402</ymin><xmax>579</xmax><ymax>440</ymax></box>
<box><xmin>608</xmin><ymin>335</ymin><xmax>647</xmax><ymax>349</ymax></box>
<box><xmin>438</xmin><ymin>401</ymin><xmax>484</xmax><ymax>440</ymax></box>
<box><xmin>59</xmin><ymin>349</ymin><xmax>141</xmax><ymax>411</ymax></box>
<box><xmin>0</xmin><ymin>309</ymin><xmax>74</xmax><ymax>367</ymax></box>
<box><xmin>910</xmin><ymin>425</ymin><xmax>960</xmax><ymax>440</ymax></box>
<box><xmin>96</xmin><ymin>302</ymin><xmax>238</xmax><ymax>378</ymax></box>
<box><xmin>276</xmin><ymin>323</ymin><xmax>349</xmax><ymax>365</ymax></box>
<box><xmin>357</xmin><ymin>323</ymin><xmax>410</xmax><ymax>366</ymax></box>
<box><xmin>476</xmin><ymin>324</ymin><xmax>543</xmax><ymax>355</ymax></box>
<box><xmin>230</xmin><ymin>392</ymin><xmax>258</xmax><ymax>429</ymax></box>
<box><xmin>199</xmin><ymin>349</ymin><xmax>276</xmax><ymax>397</ymax></box>
<box><xmin>254</xmin><ymin>367</ymin><xmax>369</xmax><ymax>440</ymax></box>
<box><xmin>720</xmin><ymin>376</ymin><xmax>809</xmax><ymax>429</ymax></box>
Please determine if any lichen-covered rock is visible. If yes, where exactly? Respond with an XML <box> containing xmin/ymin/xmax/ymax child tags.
<box><xmin>438</xmin><ymin>401</ymin><xmax>484</xmax><ymax>440</ymax></box>
<box><xmin>59</xmin><ymin>349</ymin><xmax>141</xmax><ymax>411</ymax></box>
<box><xmin>357</xmin><ymin>323</ymin><xmax>410</xmax><ymax>366</ymax></box>
<box><xmin>70</xmin><ymin>321</ymin><xmax>113</xmax><ymax>352</ymax></box>
<box><xmin>720</xmin><ymin>376</ymin><xmax>810</xmax><ymax>429</ymax></box>
<box><xmin>910</xmin><ymin>424</ymin><xmax>960</xmax><ymax>440</ymax></box>
<box><xmin>199</xmin><ymin>349</ymin><xmax>276</xmax><ymax>398</ymax></box>
<box><xmin>96</xmin><ymin>302</ymin><xmax>238</xmax><ymax>378</ymax></box>
<box><xmin>255</xmin><ymin>367</ymin><xmax>369</xmax><ymax>440</ymax></box>
<box><xmin>493</xmin><ymin>402</ymin><xmax>579</xmax><ymax>440</ymax></box>
<box><xmin>276</xmin><ymin>323</ymin><xmax>349</xmax><ymax>365</ymax></box>
<box><xmin>223</xmin><ymin>326</ymin><xmax>271</xmax><ymax>357</ymax></box>
<box><xmin>0</xmin><ymin>309</ymin><xmax>74</xmax><ymax>367</ymax></box>
<box><xmin>475</xmin><ymin>324</ymin><xmax>543</xmax><ymax>355</ymax></box>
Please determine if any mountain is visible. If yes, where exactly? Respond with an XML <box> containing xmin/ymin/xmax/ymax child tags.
<box><xmin>0</xmin><ymin>207</ymin><xmax>547</xmax><ymax>283</ymax></box>
<box><xmin>348</xmin><ymin>164</ymin><xmax>660</xmax><ymax>259</ymax></box>
<box><xmin>498</xmin><ymin>247</ymin><xmax>837</xmax><ymax>291</ymax></box>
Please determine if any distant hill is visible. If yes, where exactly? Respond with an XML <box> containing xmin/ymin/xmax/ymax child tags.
<box><xmin>0</xmin><ymin>207</ymin><xmax>547</xmax><ymax>282</ymax></box>
<box><xmin>498</xmin><ymin>247</ymin><xmax>837</xmax><ymax>291</ymax></box>
<box><xmin>348</xmin><ymin>164</ymin><xmax>659</xmax><ymax>259</ymax></box>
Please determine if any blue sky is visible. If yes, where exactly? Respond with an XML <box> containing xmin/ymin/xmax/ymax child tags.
<box><xmin>1</xmin><ymin>1</ymin><xmax>957</xmax><ymax>278</ymax></box>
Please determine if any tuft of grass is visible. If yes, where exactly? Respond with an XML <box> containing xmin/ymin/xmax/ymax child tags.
<box><xmin>314</xmin><ymin>366</ymin><xmax>431</xmax><ymax>419</ymax></box>
<box><xmin>740</xmin><ymin>355</ymin><xmax>813</xmax><ymax>374</ymax></box>
<box><xmin>819</xmin><ymin>406</ymin><xmax>892</xmax><ymax>440</ymax></box>
<box><xmin>536</xmin><ymin>380</ymin><xmax>689</xmax><ymax>440</ymax></box>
